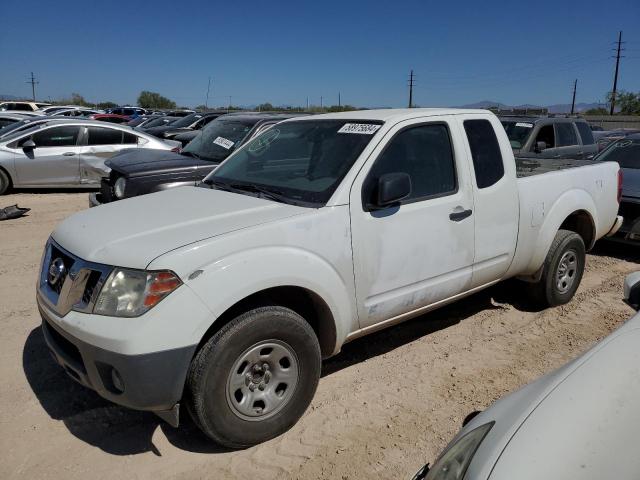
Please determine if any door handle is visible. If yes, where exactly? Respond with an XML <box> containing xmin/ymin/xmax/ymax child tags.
<box><xmin>62</xmin><ymin>152</ymin><xmax>76</xmax><ymax>156</ymax></box>
<box><xmin>449</xmin><ymin>208</ymin><xmax>472</xmax><ymax>222</ymax></box>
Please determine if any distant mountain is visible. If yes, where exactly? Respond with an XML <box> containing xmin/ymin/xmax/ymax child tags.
<box><xmin>0</xmin><ymin>94</ymin><xmax>21</xmax><ymax>101</ymax></box>
<box><xmin>457</xmin><ymin>100</ymin><xmax>603</xmax><ymax>113</ymax></box>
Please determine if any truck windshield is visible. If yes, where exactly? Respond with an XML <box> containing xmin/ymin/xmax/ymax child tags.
<box><xmin>597</xmin><ymin>138</ymin><xmax>640</xmax><ymax>168</ymax></box>
<box><xmin>203</xmin><ymin>119</ymin><xmax>383</xmax><ymax>207</ymax></box>
<box><xmin>501</xmin><ymin>121</ymin><xmax>534</xmax><ymax>149</ymax></box>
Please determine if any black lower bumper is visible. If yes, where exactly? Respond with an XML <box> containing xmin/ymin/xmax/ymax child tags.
<box><xmin>40</xmin><ymin>308</ymin><xmax>196</xmax><ymax>424</ymax></box>
<box><xmin>88</xmin><ymin>192</ymin><xmax>104</xmax><ymax>207</ymax></box>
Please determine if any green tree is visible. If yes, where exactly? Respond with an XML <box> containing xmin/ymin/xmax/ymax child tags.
<box><xmin>606</xmin><ymin>90</ymin><xmax>640</xmax><ymax>115</ymax></box>
<box><xmin>137</xmin><ymin>91</ymin><xmax>177</xmax><ymax>109</ymax></box>
<box><xmin>584</xmin><ymin>107</ymin><xmax>608</xmax><ymax>115</ymax></box>
<box><xmin>257</xmin><ymin>102</ymin><xmax>275</xmax><ymax>111</ymax></box>
<box><xmin>97</xmin><ymin>101</ymin><xmax>118</xmax><ymax>110</ymax></box>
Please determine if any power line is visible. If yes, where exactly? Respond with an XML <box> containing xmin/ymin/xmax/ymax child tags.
<box><xmin>610</xmin><ymin>30</ymin><xmax>625</xmax><ymax>115</ymax></box>
<box><xmin>26</xmin><ymin>72</ymin><xmax>39</xmax><ymax>101</ymax></box>
<box><xmin>408</xmin><ymin>70</ymin><xmax>415</xmax><ymax>108</ymax></box>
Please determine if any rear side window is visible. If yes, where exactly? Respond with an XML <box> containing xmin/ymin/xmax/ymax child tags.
<box><xmin>463</xmin><ymin>119</ymin><xmax>504</xmax><ymax>188</ymax></box>
<box><xmin>13</xmin><ymin>103</ymin><xmax>31</xmax><ymax>111</ymax></box>
<box><xmin>556</xmin><ymin>123</ymin><xmax>579</xmax><ymax>147</ymax></box>
<box><xmin>87</xmin><ymin>127</ymin><xmax>122</xmax><ymax>145</ymax></box>
<box><xmin>575</xmin><ymin>122</ymin><xmax>594</xmax><ymax>145</ymax></box>
<box><xmin>123</xmin><ymin>132</ymin><xmax>138</xmax><ymax>144</ymax></box>
<box><xmin>31</xmin><ymin>126</ymin><xmax>80</xmax><ymax>147</ymax></box>
<box><xmin>365</xmin><ymin>123</ymin><xmax>457</xmax><ymax>204</ymax></box>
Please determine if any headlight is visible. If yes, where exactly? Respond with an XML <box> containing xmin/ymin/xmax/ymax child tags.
<box><xmin>93</xmin><ymin>268</ymin><xmax>182</xmax><ymax>317</ymax></box>
<box><xmin>423</xmin><ymin>422</ymin><xmax>494</xmax><ymax>480</ymax></box>
<box><xmin>114</xmin><ymin>176</ymin><xmax>127</xmax><ymax>199</ymax></box>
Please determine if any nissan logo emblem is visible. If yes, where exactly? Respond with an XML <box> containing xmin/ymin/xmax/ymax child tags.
<box><xmin>48</xmin><ymin>258</ymin><xmax>66</xmax><ymax>286</ymax></box>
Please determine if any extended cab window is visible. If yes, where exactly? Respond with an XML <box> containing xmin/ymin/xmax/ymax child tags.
<box><xmin>464</xmin><ymin>119</ymin><xmax>504</xmax><ymax>188</ymax></box>
<box><xmin>87</xmin><ymin>127</ymin><xmax>122</xmax><ymax>145</ymax></box>
<box><xmin>575</xmin><ymin>122</ymin><xmax>594</xmax><ymax>145</ymax></box>
<box><xmin>364</xmin><ymin>123</ymin><xmax>456</xmax><ymax>206</ymax></box>
<box><xmin>556</xmin><ymin>123</ymin><xmax>579</xmax><ymax>147</ymax></box>
<box><xmin>29</xmin><ymin>126</ymin><xmax>80</xmax><ymax>147</ymax></box>
<box><xmin>597</xmin><ymin>138</ymin><xmax>640</xmax><ymax>169</ymax></box>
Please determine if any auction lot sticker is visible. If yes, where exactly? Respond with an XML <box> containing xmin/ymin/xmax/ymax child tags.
<box><xmin>338</xmin><ymin>123</ymin><xmax>382</xmax><ymax>134</ymax></box>
<box><xmin>213</xmin><ymin>136</ymin><xmax>235</xmax><ymax>149</ymax></box>
<box><xmin>515</xmin><ymin>122</ymin><xmax>533</xmax><ymax>128</ymax></box>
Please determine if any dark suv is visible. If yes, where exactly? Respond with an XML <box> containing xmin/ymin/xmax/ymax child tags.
<box><xmin>500</xmin><ymin>116</ymin><xmax>597</xmax><ymax>159</ymax></box>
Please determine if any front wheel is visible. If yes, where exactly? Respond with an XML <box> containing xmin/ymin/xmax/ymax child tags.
<box><xmin>529</xmin><ymin>229</ymin><xmax>585</xmax><ymax>307</ymax></box>
<box><xmin>0</xmin><ymin>169</ymin><xmax>11</xmax><ymax>195</ymax></box>
<box><xmin>186</xmin><ymin>306</ymin><xmax>321</xmax><ymax>448</ymax></box>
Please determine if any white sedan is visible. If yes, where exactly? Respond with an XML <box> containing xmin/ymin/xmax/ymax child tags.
<box><xmin>415</xmin><ymin>272</ymin><xmax>640</xmax><ymax>480</ymax></box>
<box><xmin>0</xmin><ymin>119</ymin><xmax>179</xmax><ymax>195</ymax></box>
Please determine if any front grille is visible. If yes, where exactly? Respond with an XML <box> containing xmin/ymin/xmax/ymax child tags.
<box><xmin>39</xmin><ymin>239</ymin><xmax>113</xmax><ymax>316</ymax></box>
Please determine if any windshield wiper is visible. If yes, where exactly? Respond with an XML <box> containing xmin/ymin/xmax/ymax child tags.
<box><xmin>228</xmin><ymin>183</ymin><xmax>289</xmax><ymax>203</ymax></box>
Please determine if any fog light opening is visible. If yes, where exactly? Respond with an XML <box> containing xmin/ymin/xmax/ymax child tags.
<box><xmin>111</xmin><ymin>368</ymin><xmax>125</xmax><ymax>393</ymax></box>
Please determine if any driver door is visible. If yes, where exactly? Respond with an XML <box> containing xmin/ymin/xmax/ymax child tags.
<box><xmin>14</xmin><ymin>125</ymin><xmax>81</xmax><ymax>186</ymax></box>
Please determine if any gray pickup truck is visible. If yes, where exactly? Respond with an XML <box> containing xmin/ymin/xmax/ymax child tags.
<box><xmin>500</xmin><ymin>116</ymin><xmax>597</xmax><ymax>160</ymax></box>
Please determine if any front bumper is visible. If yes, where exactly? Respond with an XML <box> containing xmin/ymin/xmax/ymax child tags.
<box><xmin>38</xmin><ymin>295</ymin><xmax>196</xmax><ymax>424</ymax></box>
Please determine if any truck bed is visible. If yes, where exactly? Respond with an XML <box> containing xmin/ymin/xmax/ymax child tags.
<box><xmin>515</xmin><ymin>157</ymin><xmax>598</xmax><ymax>178</ymax></box>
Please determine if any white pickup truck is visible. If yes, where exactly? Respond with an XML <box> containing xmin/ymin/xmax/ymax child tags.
<box><xmin>37</xmin><ymin>109</ymin><xmax>622</xmax><ymax>448</ymax></box>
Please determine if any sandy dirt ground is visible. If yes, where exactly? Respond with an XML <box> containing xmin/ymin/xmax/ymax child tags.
<box><xmin>1</xmin><ymin>191</ymin><xmax>638</xmax><ymax>480</ymax></box>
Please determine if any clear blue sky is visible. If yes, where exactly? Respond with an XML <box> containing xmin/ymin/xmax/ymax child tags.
<box><xmin>1</xmin><ymin>0</ymin><xmax>639</xmax><ymax>108</ymax></box>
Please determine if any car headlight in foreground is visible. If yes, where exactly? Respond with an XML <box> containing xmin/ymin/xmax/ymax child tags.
<box><xmin>114</xmin><ymin>176</ymin><xmax>127</xmax><ymax>199</ymax></box>
<box><xmin>93</xmin><ymin>268</ymin><xmax>182</xmax><ymax>317</ymax></box>
<box><xmin>415</xmin><ymin>422</ymin><xmax>494</xmax><ymax>480</ymax></box>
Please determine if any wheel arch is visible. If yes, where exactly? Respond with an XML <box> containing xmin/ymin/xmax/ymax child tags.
<box><xmin>194</xmin><ymin>285</ymin><xmax>337</xmax><ymax>359</ymax></box>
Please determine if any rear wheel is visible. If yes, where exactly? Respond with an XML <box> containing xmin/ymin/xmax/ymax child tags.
<box><xmin>186</xmin><ymin>306</ymin><xmax>321</xmax><ymax>448</ymax></box>
<box><xmin>0</xmin><ymin>169</ymin><xmax>11</xmax><ymax>195</ymax></box>
<box><xmin>529</xmin><ymin>229</ymin><xmax>585</xmax><ymax>307</ymax></box>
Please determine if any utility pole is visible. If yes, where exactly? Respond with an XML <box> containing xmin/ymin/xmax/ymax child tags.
<box><xmin>408</xmin><ymin>70</ymin><xmax>415</xmax><ymax>108</ymax></box>
<box><xmin>610</xmin><ymin>31</ymin><xmax>624</xmax><ymax>115</ymax></box>
<box><xmin>26</xmin><ymin>72</ymin><xmax>39</xmax><ymax>101</ymax></box>
<box><xmin>306</xmin><ymin>96</ymin><xmax>309</xmax><ymax>111</ymax></box>
<box><xmin>227</xmin><ymin>95</ymin><xmax>232</xmax><ymax>113</ymax></box>
<box><xmin>570</xmin><ymin>79</ymin><xmax>577</xmax><ymax>115</ymax></box>
<box><xmin>320</xmin><ymin>96</ymin><xmax>323</xmax><ymax>110</ymax></box>
<box><xmin>205</xmin><ymin>76</ymin><xmax>211</xmax><ymax>109</ymax></box>
<box><xmin>338</xmin><ymin>92</ymin><xmax>341</xmax><ymax>107</ymax></box>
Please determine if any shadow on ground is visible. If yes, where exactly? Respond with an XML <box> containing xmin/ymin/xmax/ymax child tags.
<box><xmin>589</xmin><ymin>240</ymin><xmax>640</xmax><ymax>263</ymax></box>
<box><xmin>22</xmin><ymin>281</ymin><xmax>534</xmax><ymax>456</ymax></box>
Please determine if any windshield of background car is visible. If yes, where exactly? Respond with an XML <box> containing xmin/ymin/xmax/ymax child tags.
<box><xmin>144</xmin><ymin>117</ymin><xmax>176</xmax><ymax>128</ymax></box>
<box><xmin>204</xmin><ymin>119</ymin><xmax>384</xmax><ymax>207</ymax></box>
<box><xmin>597</xmin><ymin>138</ymin><xmax>640</xmax><ymax>169</ymax></box>
<box><xmin>182</xmin><ymin>118</ymin><xmax>258</xmax><ymax>161</ymax></box>
<box><xmin>501</xmin><ymin>121</ymin><xmax>534</xmax><ymax>149</ymax></box>
<box><xmin>170</xmin><ymin>113</ymin><xmax>203</xmax><ymax>128</ymax></box>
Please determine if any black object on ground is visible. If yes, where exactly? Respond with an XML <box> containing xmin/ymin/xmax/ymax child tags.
<box><xmin>0</xmin><ymin>204</ymin><xmax>30</xmax><ymax>220</ymax></box>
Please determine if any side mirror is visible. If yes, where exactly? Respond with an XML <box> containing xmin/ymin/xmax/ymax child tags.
<box><xmin>375</xmin><ymin>172</ymin><xmax>411</xmax><ymax>208</ymax></box>
<box><xmin>624</xmin><ymin>272</ymin><xmax>640</xmax><ymax>311</ymax></box>
<box><xmin>22</xmin><ymin>139</ymin><xmax>36</xmax><ymax>151</ymax></box>
<box><xmin>535</xmin><ymin>141</ymin><xmax>547</xmax><ymax>153</ymax></box>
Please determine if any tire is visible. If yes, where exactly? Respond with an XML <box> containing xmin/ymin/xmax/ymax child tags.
<box><xmin>0</xmin><ymin>169</ymin><xmax>10</xmax><ymax>195</ymax></box>
<box><xmin>529</xmin><ymin>229</ymin><xmax>585</xmax><ymax>307</ymax></box>
<box><xmin>186</xmin><ymin>306</ymin><xmax>321</xmax><ymax>448</ymax></box>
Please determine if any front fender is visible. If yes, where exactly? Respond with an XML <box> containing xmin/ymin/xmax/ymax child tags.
<box><xmin>523</xmin><ymin>188</ymin><xmax>596</xmax><ymax>274</ymax></box>
<box><xmin>175</xmin><ymin>246</ymin><xmax>357</xmax><ymax>354</ymax></box>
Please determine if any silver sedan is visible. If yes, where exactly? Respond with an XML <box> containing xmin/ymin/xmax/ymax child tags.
<box><xmin>0</xmin><ymin>119</ymin><xmax>178</xmax><ymax>195</ymax></box>
<box><xmin>413</xmin><ymin>272</ymin><xmax>640</xmax><ymax>480</ymax></box>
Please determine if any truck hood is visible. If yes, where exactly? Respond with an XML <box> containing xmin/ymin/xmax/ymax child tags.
<box><xmin>52</xmin><ymin>187</ymin><xmax>308</xmax><ymax>269</ymax></box>
<box><xmin>107</xmin><ymin>149</ymin><xmax>217</xmax><ymax>177</ymax></box>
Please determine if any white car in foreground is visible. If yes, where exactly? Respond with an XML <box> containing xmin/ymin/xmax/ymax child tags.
<box><xmin>38</xmin><ymin>108</ymin><xmax>622</xmax><ymax>448</ymax></box>
<box><xmin>415</xmin><ymin>271</ymin><xmax>640</xmax><ymax>480</ymax></box>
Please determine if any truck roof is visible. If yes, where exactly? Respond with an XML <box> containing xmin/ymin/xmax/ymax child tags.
<box><xmin>293</xmin><ymin>108</ymin><xmax>492</xmax><ymax>123</ymax></box>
